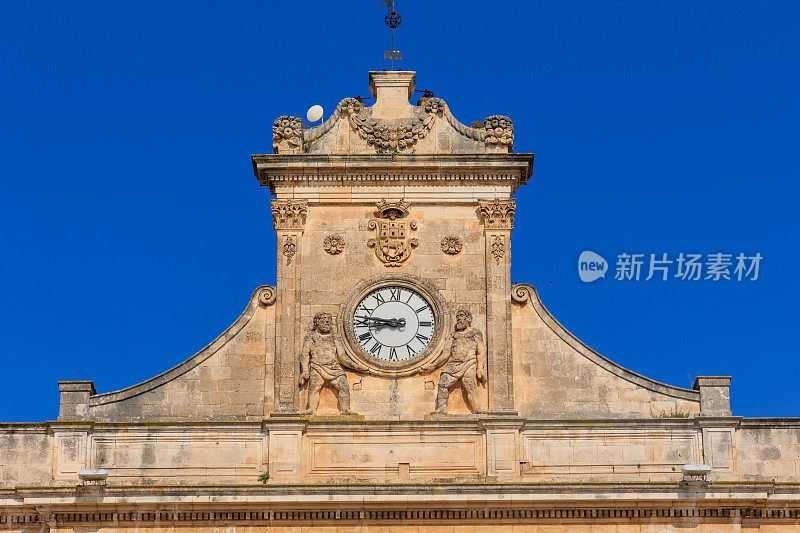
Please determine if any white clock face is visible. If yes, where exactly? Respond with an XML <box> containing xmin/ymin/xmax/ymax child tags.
<box><xmin>352</xmin><ymin>285</ymin><xmax>436</xmax><ymax>362</ymax></box>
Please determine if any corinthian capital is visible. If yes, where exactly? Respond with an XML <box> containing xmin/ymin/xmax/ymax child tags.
<box><xmin>271</xmin><ymin>200</ymin><xmax>308</xmax><ymax>230</ymax></box>
<box><xmin>478</xmin><ymin>199</ymin><xmax>516</xmax><ymax>230</ymax></box>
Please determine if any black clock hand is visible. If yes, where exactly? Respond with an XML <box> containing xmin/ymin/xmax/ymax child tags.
<box><xmin>355</xmin><ymin>316</ymin><xmax>406</xmax><ymax>327</ymax></box>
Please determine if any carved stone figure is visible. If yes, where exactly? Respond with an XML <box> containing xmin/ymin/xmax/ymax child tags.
<box><xmin>423</xmin><ymin>309</ymin><xmax>486</xmax><ymax>414</ymax></box>
<box><xmin>299</xmin><ymin>312</ymin><xmax>360</xmax><ymax>415</ymax></box>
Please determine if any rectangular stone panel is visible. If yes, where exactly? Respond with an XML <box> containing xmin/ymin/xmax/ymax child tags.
<box><xmin>521</xmin><ymin>427</ymin><xmax>700</xmax><ymax>478</ymax></box>
<box><xmin>305</xmin><ymin>428</ymin><xmax>483</xmax><ymax>478</ymax></box>
<box><xmin>89</xmin><ymin>429</ymin><xmax>265</xmax><ymax>482</ymax></box>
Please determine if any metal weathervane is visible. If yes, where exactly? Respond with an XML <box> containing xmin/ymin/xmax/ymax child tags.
<box><xmin>380</xmin><ymin>0</ymin><xmax>402</xmax><ymax>69</ymax></box>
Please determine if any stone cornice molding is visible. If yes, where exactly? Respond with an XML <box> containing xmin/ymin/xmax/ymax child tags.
<box><xmin>86</xmin><ymin>286</ymin><xmax>276</xmax><ymax>407</ymax></box>
<box><xmin>511</xmin><ymin>284</ymin><xmax>700</xmax><ymax>402</ymax></box>
<box><xmin>4</xmin><ymin>483</ymin><xmax>800</xmax><ymax>528</ymax></box>
<box><xmin>252</xmin><ymin>153</ymin><xmax>534</xmax><ymax>193</ymax></box>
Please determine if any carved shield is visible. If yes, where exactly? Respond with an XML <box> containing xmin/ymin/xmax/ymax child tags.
<box><xmin>368</xmin><ymin>219</ymin><xmax>418</xmax><ymax>267</ymax></box>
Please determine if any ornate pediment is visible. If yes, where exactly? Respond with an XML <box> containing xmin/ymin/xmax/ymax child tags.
<box><xmin>271</xmin><ymin>71</ymin><xmax>514</xmax><ymax>155</ymax></box>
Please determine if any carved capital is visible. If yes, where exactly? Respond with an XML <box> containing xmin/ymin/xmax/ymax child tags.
<box><xmin>271</xmin><ymin>200</ymin><xmax>308</xmax><ymax>230</ymax></box>
<box><xmin>478</xmin><ymin>199</ymin><xmax>516</xmax><ymax>230</ymax></box>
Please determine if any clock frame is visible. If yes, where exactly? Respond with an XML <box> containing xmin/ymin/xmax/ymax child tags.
<box><xmin>338</xmin><ymin>273</ymin><xmax>451</xmax><ymax>377</ymax></box>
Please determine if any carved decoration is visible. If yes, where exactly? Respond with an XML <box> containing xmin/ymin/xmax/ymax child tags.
<box><xmin>478</xmin><ymin>199</ymin><xmax>516</xmax><ymax>230</ymax></box>
<box><xmin>483</xmin><ymin>115</ymin><xmax>514</xmax><ymax>149</ymax></box>
<box><xmin>283</xmin><ymin>236</ymin><xmax>296</xmax><ymax>264</ymax></box>
<box><xmin>375</xmin><ymin>199</ymin><xmax>410</xmax><ymax>220</ymax></box>
<box><xmin>323</xmin><ymin>235</ymin><xmax>345</xmax><ymax>255</ymax></box>
<box><xmin>421</xmin><ymin>309</ymin><xmax>486</xmax><ymax>414</ymax></box>
<box><xmin>272</xmin><ymin>115</ymin><xmax>303</xmax><ymax>154</ymax></box>
<box><xmin>368</xmin><ymin>220</ymin><xmax>418</xmax><ymax>266</ymax></box>
<box><xmin>343</xmin><ymin>96</ymin><xmax>443</xmax><ymax>151</ymax></box>
<box><xmin>367</xmin><ymin>200</ymin><xmax>417</xmax><ymax>267</ymax></box>
<box><xmin>273</xmin><ymin>95</ymin><xmax>514</xmax><ymax>154</ymax></box>
<box><xmin>441</xmin><ymin>236</ymin><xmax>463</xmax><ymax>255</ymax></box>
<box><xmin>271</xmin><ymin>200</ymin><xmax>308</xmax><ymax>230</ymax></box>
<box><xmin>299</xmin><ymin>312</ymin><xmax>366</xmax><ymax>415</ymax></box>
<box><xmin>258</xmin><ymin>286</ymin><xmax>277</xmax><ymax>306</ymax></box>
<box><xmin>491</xmin><ymin>235</ymin><xmax>505</xmax><ymax>265</ymax></box>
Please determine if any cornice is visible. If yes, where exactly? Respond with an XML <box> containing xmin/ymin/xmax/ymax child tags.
<box><xmin>251</xmin><ymin>153</ymin><xmax>534</xmax><ymax>193</ymax></box>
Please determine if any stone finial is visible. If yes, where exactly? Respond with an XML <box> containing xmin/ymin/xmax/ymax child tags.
<box><xmin>368</xmin><ymin>71</ymin><xmax>416</xmax><ymax>114</ymax></box>
<box><xmin>58</xmin><ymin>381</ymin><xmax>96</xmax><ymax>420</ymax></box>
<box><xmin>693</xmin><ymin>376</ymin><xmax>732</xmax><ymax>416</ymax></box>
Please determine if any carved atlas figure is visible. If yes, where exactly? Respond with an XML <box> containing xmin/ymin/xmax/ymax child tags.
<box><xmin>423</xmin><ymin>309</ymin><xmax>486</xmax><ymax>414</ymax></box>
<box><xmin>298</xmin><ymin>312</ymin><xmax>364</xmax><ymax>415</ymax></box>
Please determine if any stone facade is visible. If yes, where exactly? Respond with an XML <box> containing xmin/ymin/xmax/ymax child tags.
<box><xmin>1</xmin><ymin>71</ymin><xmax>798</xmax><ymax>531</ymax></box>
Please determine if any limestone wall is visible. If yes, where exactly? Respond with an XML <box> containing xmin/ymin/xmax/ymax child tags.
<box><xmin>734</xmin><ymin>420</ymin><xmax>800</xmax><ymax>481</ymax></box>
<box><xmin>0</xmin><ymin>424</ymin><xmax>50</xmax><ymax>485</ymax></box>
<box><xmin>60</xmin><ymin>287</ymin><xmax>276</xmax><ymax>423</ymax></box>
<box><xmin>511</xmin><ymin>285</ymin><xmax>701</xmax><ymax>419</ymax></box>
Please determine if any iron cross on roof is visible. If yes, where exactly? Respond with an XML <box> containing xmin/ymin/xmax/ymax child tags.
<box><xmin>380</xmin><ymin>0</ymin><xmax>402</xmax><ymax>69</ymax></box>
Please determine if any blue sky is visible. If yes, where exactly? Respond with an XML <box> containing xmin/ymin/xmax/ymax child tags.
<box><xmin>1</xmin><ymin>1</ymin><xmax>798</xmax><ymax>421</ymax></box>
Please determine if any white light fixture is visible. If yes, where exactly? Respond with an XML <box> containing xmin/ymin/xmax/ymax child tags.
<box><xmin>78</xmin><ymin>468</ymin><xmax>109</xmax><ymax>484</ymax></box>
<box><xmin>681</xmin><ymin>464</ymin><xmax>712</xmax><ymax>477</ymax></box>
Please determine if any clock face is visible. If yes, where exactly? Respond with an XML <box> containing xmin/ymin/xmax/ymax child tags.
<box><xmin>352</xmin><ymin>285</ymin><xmax>436</xmax><ymax>362</ymax></box>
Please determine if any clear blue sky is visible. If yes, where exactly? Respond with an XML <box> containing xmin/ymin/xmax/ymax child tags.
<box><xmin>1</xmin><ymin>1</ymin><xmax>797</xmax><ymax>421</ymax></box>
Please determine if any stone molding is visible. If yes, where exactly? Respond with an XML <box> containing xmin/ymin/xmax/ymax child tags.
<box><xmin>252</xmin><ymin>153</ymin><xmax>534</xmax><ymax>194</ymax></box>
<box><xmin>82</xmin><ymin>286</ymin><xmax>275</xmax><ymax>409</ymax></box>
<box><xmin>270</xmin><ymin>200</ymin><xmax>307</xmax><ymax>230</ymax></box>
<box><xmin>511</xmin><ymin>284</ymin><xmax>701</xmax><ymax>402</ymax></box>
<box><xmin>4</xmin><ymin>483</ymin><xmax>800</xmax><ymax>529</ymax></box>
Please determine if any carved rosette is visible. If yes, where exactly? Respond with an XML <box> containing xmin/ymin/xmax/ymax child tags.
<box><xmin>271</xmin><ymin>200</ymin><xmax>308</xmax><ymax>230</ymax></box>
<box><xmin>478</xmin><ymin>199</ymin><xmax>516</xmax><ymax>230</ymax></box>
<box><xmin>272</xmin><ymin>115</ymin><xmax>303</xmax><ymax>154</ymax></box>
<box><xmin>440</xmin><ymin>235</ymin><xmax>463</xmax><ymax>255</ymax></box>
<box><xmin>323</xmin><ymin>235</ymin><xmax>345</xmax><ymax>255</ymax></box>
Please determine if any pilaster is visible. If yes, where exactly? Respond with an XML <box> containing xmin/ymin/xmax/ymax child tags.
<box><xmin>271</xmin><ymin>199</ymin><xmax>308</xmax><ymax>413</ymax></box>
<box><xmin>479</xmin><ymin>199</ymin><xmax>516</xmax><ymax>413</ymax></box>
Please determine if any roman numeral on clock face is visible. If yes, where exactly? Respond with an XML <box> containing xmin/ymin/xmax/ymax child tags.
<box><xmin>352</xmin><ymin>285</ymin><xmax>435</xmax><ymax>363</ymax></box>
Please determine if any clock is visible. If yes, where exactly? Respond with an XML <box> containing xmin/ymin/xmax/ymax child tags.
<box><xmin>352</xmin><ymin>286</ymin><xmax>436</xmax><ymax>362</ymax></box>
<box><xmin>339</xmin><ymin>274</ymin><xmax>451</xmax><ymax>376</ymax></box>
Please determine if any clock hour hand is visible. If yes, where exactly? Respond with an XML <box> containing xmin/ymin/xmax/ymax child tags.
<box><xmin>355</xmin><ymin>316</ymin><xmax>407</xmax><ymax>328</ymax></box>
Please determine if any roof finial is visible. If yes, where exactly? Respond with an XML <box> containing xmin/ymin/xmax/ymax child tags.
<box><xmin>379</xmin><ymin>1</ymin><xmax>402</xmax><ymax>70</ymax></box>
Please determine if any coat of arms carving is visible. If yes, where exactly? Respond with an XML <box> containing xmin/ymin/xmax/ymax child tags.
<box><xmin>367</xmin><ymin>200</ymin><xmax>418</xmax><ymax>267</ymax></box>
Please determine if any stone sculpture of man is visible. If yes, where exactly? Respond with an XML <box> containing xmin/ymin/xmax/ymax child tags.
<box><xmin>423</xmin><ymin>309</ymin><xmax>486</xmax><ymax>414</ymax></box>
<box><xmin>298</xmin><ymin>312</ymin><xmax>358</xmax><ymax>415</ymax></box>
